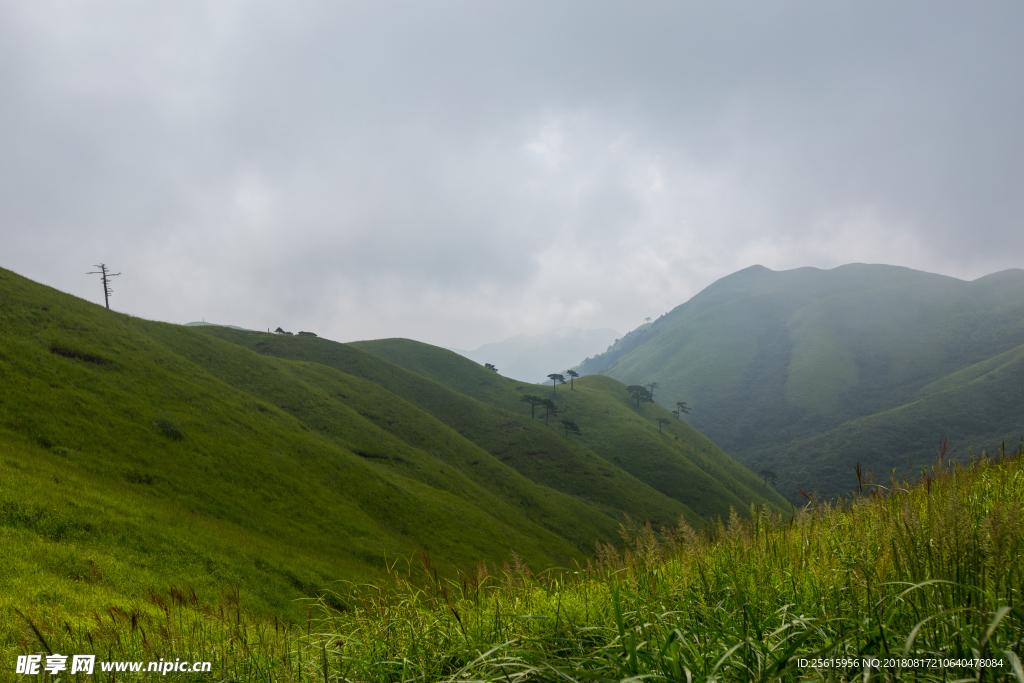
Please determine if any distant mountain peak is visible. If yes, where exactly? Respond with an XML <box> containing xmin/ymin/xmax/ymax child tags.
<box><xmin>578</xmin><ymin>262</ymin><xmax>1024</xmax><ymax>502</ymax></box>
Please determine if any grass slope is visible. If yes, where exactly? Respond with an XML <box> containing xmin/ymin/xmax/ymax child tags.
<box><xmin>768</xmin><ymin>341</ymin><xmax>1024</xmax><ymax>497</ymax></box>
<box><xmin>195</xmin><ymin>328</ymin><xmax>696</xmax><ymax>526</ymax></box>
<box><xmin>152</xmin><ymin>325</ymin><xmax>626</xmax><ymax>549</ymax></box>
<box><xmin>0</xmin><ymin>267</ymin><xmax>610</xmax><ymax>624</ymax></box>
<box><xmin>347</xmin><ymin>338</ymin><xmax>788</xmax><ymax>517</ymax></box>
<box><xmin>577</xmin><ymin>263</ymin><xmax>1024</xmax><ymax>501</ymax></box>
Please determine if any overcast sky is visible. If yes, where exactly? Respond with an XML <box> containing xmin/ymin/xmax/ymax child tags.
<box><xmin>2</xmin><ymin>2</ymin><xmax>1022</xmax><ymax>348</ymax></box>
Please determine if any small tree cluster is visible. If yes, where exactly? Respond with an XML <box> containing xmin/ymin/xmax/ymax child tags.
<box><xmin>521</xmin><ymin>395</ymin><xmax>557</xmax><ymax>422</ymax></box>
<box><xmin>626</xmin><ymin>385</ymin><xmax>653</xmax><ymax>406</ymax></box>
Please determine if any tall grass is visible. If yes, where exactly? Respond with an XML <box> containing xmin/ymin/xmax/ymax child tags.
<box><xmin>6</xmin><ymin>446</ymin><xmax>1024</xmax><ymax>682</ymax></box>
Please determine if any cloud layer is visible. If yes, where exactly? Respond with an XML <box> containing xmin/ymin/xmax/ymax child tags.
<box><xmin>2</xmin><ymin>2</ymin><xmax>1022</xmax><ymax>347</ymax></box>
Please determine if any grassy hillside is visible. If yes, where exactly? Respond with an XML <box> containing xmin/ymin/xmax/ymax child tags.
<box><xmin>2</xmin><ymin>266</ymin><xmax>785</xmax><ymax>641</ymax></box>
<box><xmin>577</xmin><ymin>263</ymin><xmax>1024</xmax><ymax>501</ymax></box>
<box><xmin>347</xmin><ymin>338</ymin><xmax>788</xmax><ymax>517</ymax></box>
<box><xmin>195</xmin><ymin>330</ymin><xmax>786</xmax><ymax>523</ymax></box>
<box><xmin>0</xmin><ymin>267</ymin><xmax>623</xmax><ymax>626</ymax></box>
<box><xmin>188</xmin><ymin>328</ymin><xmax>691</xmax><ymax>528</ymax></box>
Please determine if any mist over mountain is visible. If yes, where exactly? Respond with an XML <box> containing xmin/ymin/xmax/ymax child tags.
<box><xmin>453</xmin><ymin>328</ymin><xmax>620</xmax><ymax>383</ymax></box>
<box><xmin>184</xmin><ymin>321</ymin><xmax>252</xmax><ymax>331</ymax></box>
<box><xmin>579</xmin><ymin>263</ymin><xmax>1024</xmax><ymax>501</ymax></box>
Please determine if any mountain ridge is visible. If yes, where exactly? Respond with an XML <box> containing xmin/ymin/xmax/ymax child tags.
<box><xmin>577</xmin><ymin>263</ymin><xmax>1024</xmax><ymax>501</ymax></box>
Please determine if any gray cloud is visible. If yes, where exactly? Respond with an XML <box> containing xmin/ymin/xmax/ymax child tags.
<box><xmin>2</xmin><ymin>1</ymin><xmax>1022</xmax><ymax>347</ymax></box>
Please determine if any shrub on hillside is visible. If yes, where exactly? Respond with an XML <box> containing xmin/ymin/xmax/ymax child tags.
<box><xmin>154</xmin><ymin>416</ymin><xmax>183</xmax><ymax>440</ymax></box>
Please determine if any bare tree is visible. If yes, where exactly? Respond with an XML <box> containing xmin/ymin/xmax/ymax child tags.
<box><xmin>645</xmin><ymin>381</ymin><xmax>659</xmax><ymax>400</ymax></box>
<box><xmin>86</xmin><ymin>264</ymin><xmax>121</xmax><ymax>309</ymax></box>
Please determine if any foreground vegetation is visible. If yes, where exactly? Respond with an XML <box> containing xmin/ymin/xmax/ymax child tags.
<box><xmin>7</xmin><ymin>446</ymin><xmax>1022</xmax><ymax>682</ymax></box>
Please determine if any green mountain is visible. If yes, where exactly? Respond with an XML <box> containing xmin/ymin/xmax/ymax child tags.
<box><xmin>577</xmin><ymin>263</ymin><xmax>1024</xmax><ymax>501</ymax></box>
<box><xmin>0</xmin><ymin>267</ymin><xmax>783</xmax><ymax>626</ymax></box>
<box><xmin>195</xmin><ymin>331</ymin><xmax>787</xmax><ymax>523</ymax></box>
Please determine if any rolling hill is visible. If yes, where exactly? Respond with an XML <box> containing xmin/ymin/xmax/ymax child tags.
<box><xmin>0</xmin><ymin>268</ymin><xmax>608</xmax><ymax>622</ymax></box>
<box><xmin>0</xmin><ymin>266</ymin><xmax>784</xmax><ymax>630</ymax></box>
<box><xmin>196</xmin><ymin>330</ymin><xmax>787</xmax><ymax>525</ymax></box>
<box><xmin>577</xmin><ymin>263</ymin><xmax>1024</xmax><ymax>501</ymax></box>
